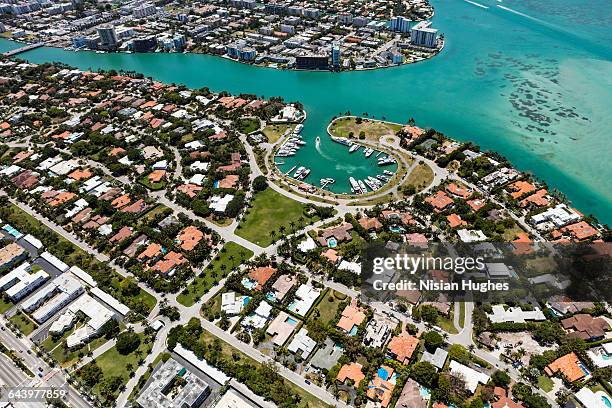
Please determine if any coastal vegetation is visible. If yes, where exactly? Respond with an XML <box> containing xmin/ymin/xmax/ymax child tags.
<box><xmin>329</xmin><ymin>116</ymin><xmax>403</xmax><ymax>142</ymax></box>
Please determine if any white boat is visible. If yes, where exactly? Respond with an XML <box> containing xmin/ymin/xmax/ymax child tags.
<box><xmin>349</xmin><ymin>144</ymin><xmax>361</xmax><ymax>153</ymax></box>
<box><xmin>383</xmin><ymin>170</ymin><xmax>394</xmax><ymax>176</ymax></box>
<box><xmin>293</xmin><ymin>166</ymin><xmax>305</xmax><ymax>178</ymax></box>
<box><xmin>349</xmin><ymin>177</ymin><xmax>361</xmax><ymax>194</ymax></box>
<box><xmin>378</xmin><ymin>156</ymin><xmax>396</xmax><ymax>166</ymax></box>
<box><xmin>315</xmin><ymin>136</ymin><xmax>321</xmax><ymax>143</ymax></box>
<box><xmin>331</xmin><ymin>136</ymin><xmax>351</xmax><ymax>146</ymax></box>
<box><xmin>295</xmin><ymin>124</ymin><xmax>303</xmax><ymax>133</ymax></box>
<box><xmin>297</xmin><ymin>168</ymin><xmax>311</xmax><ymax>180</ymax></box>
<box><xmin>358</xmin><ymin>180</ymin><xmax>367</xmax><ymax>193</ymax></box>
<box><xmin>364</xmin><ymin>148</ymin><xmax>374</xmax><ymax>157</ymax></box>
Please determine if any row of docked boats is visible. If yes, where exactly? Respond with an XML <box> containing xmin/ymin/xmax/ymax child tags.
<box><xmin>276</xmin><ymin>125</ymin><xmax>305</xmax><ymax>157</ymax></box>
<box><xmin>330</xmin><ymin>137</ymin><xmax>394</xmax><ymax>165</ymax></box>
<box><xmin>348</xmin><ymin>170</ymin><xmax>395</xmax><ymax>194</ymax></box>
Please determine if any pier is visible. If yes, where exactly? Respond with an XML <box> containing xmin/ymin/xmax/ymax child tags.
<box><xmin>3</xmin><ymin>42</ymin><xmax>45</xmax><ymax>57</ymax></box>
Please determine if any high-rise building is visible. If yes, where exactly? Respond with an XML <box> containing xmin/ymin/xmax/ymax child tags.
<box><xmin>331</xmin><ymin>42</ymin><xmax>341</xmax><ymax>69</ymax></box>
<box><xmin>337</xmin><ymin>12</ymin><xmax>353</xmax><ymax>25</ymax></box>
<box><xmin>389</xmin><ymin>16</ymin><xmax>411</xmax><ymax>33</ymax></box>
<box><xmin>97</xmin><ymin>25</ymin><xmax>118</xmax><ymax>48</ymax></box>
<box><xmin>410</xmin><ymin>21</ymin><xmax>438</xmax><ymax>48</ymax></box>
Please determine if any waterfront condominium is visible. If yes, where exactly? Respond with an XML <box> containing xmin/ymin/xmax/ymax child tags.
<box><xmin>410</xmin><ymin>21</ymin><xmax>438</xmax><ymax>48</ymax></box>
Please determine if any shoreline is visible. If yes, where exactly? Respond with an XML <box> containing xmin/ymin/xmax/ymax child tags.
<box><xmin>5</xmin><ymin>37</ymin><xmax>445</xmax><ymax>74</ymax></box>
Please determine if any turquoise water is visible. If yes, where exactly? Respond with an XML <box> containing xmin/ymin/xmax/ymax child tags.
<box><xmin>377</xmin><ymin>367</ymin><xmax>389</xmax><ymax>380</ymax></box>
<box><xmin>327</xmin><ymin>237</ymin><xmax>338</xmax><ymax>248</ymax></box>
<box><xmin>602</xmin><ymin>395</ymin><xmax>611</xmax><ymax>408</ymax></box>
<box><xmin>1</xmin><ymin>0</ymin><xmax>611</xmax><ymax>222</ymax></box>
<box><xmin>286</xmin><ymin>317</ymin><xmax>298</xmax><ymax>325</ymax></box>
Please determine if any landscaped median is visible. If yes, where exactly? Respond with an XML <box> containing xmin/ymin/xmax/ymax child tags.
<box><xmin>177</xmin><ymin>242</ymin><xmax>254</xmax><ymax>307</ymax></box>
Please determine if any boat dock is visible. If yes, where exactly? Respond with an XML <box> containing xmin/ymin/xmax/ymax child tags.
<box><xmin>3</xmin><ymin>42</ymin><xmax>45</xmax><ymax>57</ymax></box>
<box><xmin>286</xmin><ymin>165</ymin><xmax>297</xmax><ymax>175</ymax></box>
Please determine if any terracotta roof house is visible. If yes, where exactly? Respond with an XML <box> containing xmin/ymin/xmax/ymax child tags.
<box><xmin>121</xmin><ymin>199</ymin><xmax>148</xmax><ymax>214</ymax></box>
<box><xmin>321</xmin><ymin>248</ymin><xmax>339</xmax><ymax>264</ymax></box>
<box><xmin>109</xmin><ymin>226</ymin><xmax>133</xmax><ymax>244</ymax></box>
<box><xmin>112</xmin><ymin>194</ymin><xmax>131</xmax><ymax>209</ymax></box>
<box><xmin>153</xmin><ymin>251</ymin><xmax>186</xmax><ymax>275</ymax></box>
<box><xmin>336</xmin><ymin>363</ymin><xmax>365</xmax><ymax>387</ymax></box>
<box><xmin>217</xmin><ymin>174</ymin><xmax>240</xmax><ymax>189</ymax></box>
<box><xmin>426</xmin><ymin>191</ymin><xmax>454</xmax><ymax>211</ymax></box>
<box><xmin>561</xmin><ymin>221</ymin><xmax>599</xmax><ymax>241</ymax></box>
<box><xmin>545</xmin><ymin>352</ymin><xmax>589</xmax><ymax>383</ymax></box>
<box><xmin>359</xmin><ymin>217</ymin><xmax>383</xmax><ymax>231</ymax></box>
<box><xmin>48</xmin><ymin>192</ymin><xmax>76</xmax><ymax>207</ymax></box>
<box><xmin>446</xmin><ymin>183</ymin><xmax>473</xmax><ymax>199</ymax></box>
<box><xmin>148</xmin><ymin>170</ymin><xmax>166</xmax><ymax>183</ymax></box>
<box><xmin>561</xmin><ymin>314</ymin><xmax>609</xmax><ymax>341</ymax></box>
<box><xmin>248</xmin><ymin>266</ymin><xmax>276</xmax><ymax>290</ymax></box>
<box><xmin>318</xmin><ymin>222</ymin><xmax>353</xmax><ymax>246</ymax></box>
<box><xmin>367</xmin><ymin>365</ymin><xmax>396</xmax><ymax>407</ymax></box>
<box><xmin>337</xmin><ymin>301</ymin><xmax>367</xmax><ymax>334</ymax></box>
<box><xmin>447</xmin><ymin>213</ymin><xmax>467</xmax><ymax>228</ymax></box>
<box><xmin>176</xmin><ymin>226</ymin><xmax>205</xmax><ymax>251</ymax></box>
<box><xmin>520</xmin><ymin>189</ymin><xmax>550</xmax><ymax>208</ymax></box>
<box><xmin>387</xmin><ymin>332</ymin><xmax>419</xmax><ymax>364</ymax></box>
<box><xmin>467</xmin><ymin>198</ymin><xmax>486</xmax><ymax>212</ymax></box>
<box><xmin>138</xmin><ymin>243</ymin><xmax>162</xmax><ymax>262</ymax></box>
<box><xmin>508</xmin><ymin>181</ymin><xmax>536</xmax><ymax>199</ymax></box>
<box><xmin>491</xmin><ymin>387</ymin><xmax>524</xmax><ymax>408</ymax></box>
<box><xmin>177</xmin><ymin>184</ymin><xmax>202</xmax><ymax>198</ymax></box>
<box><xmin>68</xmin><ymin>169</ymin><xmax>92</xmax><ymax>181</ymax></box>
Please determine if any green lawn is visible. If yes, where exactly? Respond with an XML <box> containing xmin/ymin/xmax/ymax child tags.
<box><xmin>10</xmin><ymin>312</ymin><xmax>37</xmax><ymax>335</ymax></box>
<box><xmin>262</xmin><ymin>124</ymin><xmax>295</xmax><ymax>143</ymax></box>
<box><xmin>140</xmin><ymin>204</ymin><xmax>172</xmax><ymax>226</ymax></box>
<box><xmin>0</xmin><ymin>297</ymin><xmax>13</xmax><ymax>314</ymax></box>
<box><xmin>83</xmin><ymin>332</ymin><xmax>151</xmax><ymax>400</ymax></box>
<box><xmin>236</xmin><ymin>188</ymin><xmax>318</xmax><ymax>246</ymax></box>
<box><xmin>177</xmin><ymin>242</ymin><xmax>254</xmax><ymax>307</ymax></box>
<box><xmin>234</xmin><ymin>117</ymin><xmax>260</xmax><ymax>134</ymax></box>
<box><xmin>538</xmin><ymin>375</ymin><xmax>554</xmax><ymax>392</ymax></box>
<box><xmin>311</xmin><ymin>290</ymin><xmax>343</xmax><ymax>325</ymax></box>
<box><xmin>458</xmin><ymin>302</ymin><xmax>465</xmax><ymax>328</ymax></box>
<box><xmin>50</xmin><ymin>334</ymin><xmax>110</xmax><ymax>367</ymax></box>
<box><xmin>404</xmin><ymin>162</ymin><xmax>435</xmax><ymax>192</ymax></box>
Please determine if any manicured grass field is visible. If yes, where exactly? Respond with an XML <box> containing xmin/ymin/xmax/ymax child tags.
<box><xmin>50</xmin><ymin>334</ymin><xmax>110</xmax><ymax>367</ymax></box>
<box><xmin>0</xmin><ymin>297</ymin><xmax>13</xmax><ymax>314</ymax></box>
<box><xmin>262</xmin><ymin>124</ymin><xmax>295</xmax><ymax>143</ymax></box>
<box><xmin>311</xmin><ymin>290</ymin><xmax>343</xmax><ymax>325</ymax></box>
<box><xmin>236</xmin><ymin>188</ymin><xmax>318</xmax><ymax>247</ymax></box>
<box><xmin>404</xmin><ymin>162</ymin><xmax>435</xmax><ymax>192</ymax></box>
<box><xmin>538</xmin><ymin>375</ymin><xmax>554</xmax><ymax>392</ymax></box>
<box><xmin>9</xmin><ymin>312</ymin><xmax>37</xmax><ymax>336</ymax></box>
<box><xmin>84</xmin><ymin>332</ymin><xmax>151</xmax><ymax>400</ymax></box>
<box><xmin>177</xmin><ymin>242</ymin><xmax>254</xmax><ymax>307</ymax></box>
<box><xmin>329</xmin><ymin>117</ymin><xmax>402</xmax><ymax>142</ymax></box>
<box><xmin>234</xmin><ymin>117</ymin><xmax>260</xmax><ymax>134</ymax></box>
<box><xmin>458</xmin><ymin>302</ymin><xmax>466</xmax><ymax>328</ymax></box>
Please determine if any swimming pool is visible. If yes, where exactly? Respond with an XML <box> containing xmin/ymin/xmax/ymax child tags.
<box><xmin>419</xmin><ymin>386</ymin><xmax>431</xmax><ymax>399</ymax></box>
<box><xmin>266</xmin><ymin>292</ymin><xmax>277</xmax><ymax>302</ymax></box>
<box><xmin>601</xmin><ymin>395</ymin><xmax>611</xmax><ymax>408</ymax></box>
<box><xmin>286</xmin><ymin>317</ymin><xmax>298</xmax><ymax>325</ymax></box>
<box><xmin>349</xmin><ymin>326</ymin><xmax>358</xmax><ymax>336</ymax></box>
<box><xmin>377</xmin><ymin>367</ymin><xmax>389</xmax><ymax>381</ymax></box>
<box><xmin>242</xmin><ymin>296</ymin><xmax>251</xmax><ymax>306</ymax></box>
<box><xmin>327</xmin><ymin>237</ymin><xmax>338</xmax><ymax>248</ymax></box>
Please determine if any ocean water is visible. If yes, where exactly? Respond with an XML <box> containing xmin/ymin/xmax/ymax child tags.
<box><xmin>1</xmin><ymin>0</ymin><xmax>610</xmax><ymax>222</ymax></box>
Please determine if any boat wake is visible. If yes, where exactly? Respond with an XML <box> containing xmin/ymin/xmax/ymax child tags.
<box><xmin>496</xmin><ymin>5</ymin><xmax>546</xmax><ymax>24</ymax></box>
<box><xmin>464</xmin><ymin>0</ymin><xmax>489</xmax><ymax>9</ymax></box>
<box><xmin>315</xmin><ymin>140</ymin><xmax>334</xmax><ymax>160</ymax></box>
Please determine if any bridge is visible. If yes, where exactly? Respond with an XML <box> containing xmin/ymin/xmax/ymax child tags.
<box><xmin>3</xmin><ymin>42</ymin><xmax>45</xmax><ymax>57</ymax></box>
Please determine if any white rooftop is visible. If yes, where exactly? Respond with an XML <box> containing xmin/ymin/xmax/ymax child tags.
<box><xmin>448</xmin><ymin>360</ymin><xmax>490</xmax><ymax>394</ymax></box>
